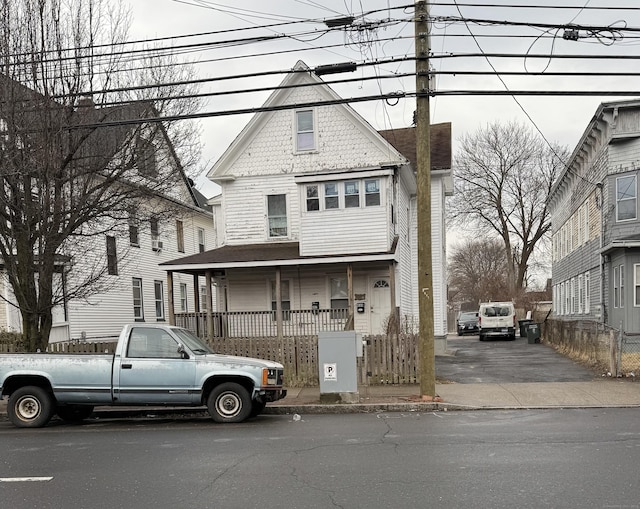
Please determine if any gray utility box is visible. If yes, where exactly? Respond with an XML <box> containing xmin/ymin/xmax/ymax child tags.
<box><xmin>318</xmin><ymin>331</ymin><xmax>362</xmax><ymax>397</ymax></box>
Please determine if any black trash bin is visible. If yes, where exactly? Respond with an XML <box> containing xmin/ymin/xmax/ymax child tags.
<box><xmin>526</xmin><ymin>323</ymin><xmax>541</xmax><ymax>344</ymax></box>
<box><xmin>519</xmin><ymin>319</ymin><xmax>534</xmax><ymax>338</ymax></box>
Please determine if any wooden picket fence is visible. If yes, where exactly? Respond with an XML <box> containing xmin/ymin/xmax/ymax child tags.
<box><xmin>0</xmin><ymin>333</ymin><xmax>420</xmax><ymax>387</ymax></box>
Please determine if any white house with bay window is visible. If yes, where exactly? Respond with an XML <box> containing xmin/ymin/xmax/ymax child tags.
<box><xmin>162</xmin><ymin>61</ymin><xmax>453</xmax><ymax>350</ymax></box>
<box><xmin>549</xmin><ymin>99</ymin><xmax>640</xmax><ymax>333</ymax></box>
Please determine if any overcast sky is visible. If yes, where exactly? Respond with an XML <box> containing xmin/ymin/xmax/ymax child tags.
<box><xmin>122</xmin><ymin>1</ymin><xmax>640</xmax><ymax>197</ymax></box>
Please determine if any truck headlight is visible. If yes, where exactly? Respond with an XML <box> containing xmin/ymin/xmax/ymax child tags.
<box><xmin>262</xmin><ymin>368</ymin><xmax>278</xmax><ymax>385</ymax></box>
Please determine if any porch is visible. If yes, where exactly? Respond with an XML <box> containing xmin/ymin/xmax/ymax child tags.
<box><xmin>174</xmin><ymin>308</ymin><xmax>349</xmax><ymax>338</ymax></box>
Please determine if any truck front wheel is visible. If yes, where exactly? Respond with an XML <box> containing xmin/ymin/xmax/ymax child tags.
<box><xmin>207</xmin><ymin>382</ymin><xmax>252</xmax><ymax>423</ymax></box>
<box><xmin>8</xmin><ymin>386</ymin><xmax>54</xmax><ymax>428</ymax></box>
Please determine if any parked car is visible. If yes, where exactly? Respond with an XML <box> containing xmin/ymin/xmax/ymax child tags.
<box><xmin>456</xmin><ymin>311</ymin><xmax>479</xmax><ymax>336</ymax></box>
<box><xmin>478</xmin><ymin>302</ymin><xmax>516</xmax><ymax>341</ymax></box>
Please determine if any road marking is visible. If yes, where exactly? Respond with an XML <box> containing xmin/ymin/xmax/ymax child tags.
<box><xmin>0</xmin><ymin>477</ymin><xmax>53</xmax><ymax>482</ymax></box>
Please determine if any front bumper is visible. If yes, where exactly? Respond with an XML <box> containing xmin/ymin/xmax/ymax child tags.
<box><xmin>259</xmin><ymin>388</ymin><xmax>287</xmax><ymax>402</ymax></box>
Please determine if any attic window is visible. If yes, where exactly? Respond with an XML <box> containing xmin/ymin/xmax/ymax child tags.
<box><xmin>295</xmin><ymin>109</ymin><xmax>315</xmax><ymax>152</ymax></box>
<box><xmin>136</xmin><ymin>137</ymin><xmax>157</xmax><ymax>177</ymax></box>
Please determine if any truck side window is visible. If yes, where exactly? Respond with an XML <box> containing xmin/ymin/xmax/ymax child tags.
<box><xmin>127</xmin><ymin>328</ymin><xmax>182</xmax><ymax>359</ymax></box>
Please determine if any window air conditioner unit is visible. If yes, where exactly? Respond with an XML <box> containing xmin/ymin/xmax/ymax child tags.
<box><xmin>152</xmin><ymin>239</ymin><xmax>163</xmax><ymax>252</ymax></box>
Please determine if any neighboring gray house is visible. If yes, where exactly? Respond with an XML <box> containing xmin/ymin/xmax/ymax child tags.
<box><xmin>549</xmin><ymin>99</ymin><xmax>640</xmax><ymax>333</ymax></box>
<box><xmin>162</xmin><ymin>61</ymin><xmax>453</xmax><ymax>351</ymax></box>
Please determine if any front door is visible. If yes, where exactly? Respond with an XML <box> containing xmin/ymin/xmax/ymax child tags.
<box><xmin>370</xmin><ymin>277</ymin><xmax>391</xmax><ymax>334</ymax></box>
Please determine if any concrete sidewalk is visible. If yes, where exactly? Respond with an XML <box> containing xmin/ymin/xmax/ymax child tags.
<box><xmin>265</xmin><ymin>380</ymin><xmax>640</xmax><ymax>414</ymax></box>
<box><xmin>2</xmin><ymin>379</ymin><xmax>640</xmax><ymax>421</ymax></box>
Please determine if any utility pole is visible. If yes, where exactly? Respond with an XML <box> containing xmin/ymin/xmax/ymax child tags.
<box><xmin>415</xmin><ymin>0</ymin><xmax>436</xmax><ymax>398</ymax></box>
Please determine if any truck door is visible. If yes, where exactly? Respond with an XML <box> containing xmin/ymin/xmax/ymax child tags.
<box><xmin>112</xmin><ymin>326</ymin><xmax>197</xmax><ymax>405</ymax></box>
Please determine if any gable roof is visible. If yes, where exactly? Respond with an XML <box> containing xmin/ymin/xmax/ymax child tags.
<box><xmin>378</xmin><ymin>123</ymin><xmax>452</xmax><ymax>171</ymax></box>
<box><xmin>207</xmin><ymin>60</ymin><xmax>408</xmax><ymax>180</ymax></box>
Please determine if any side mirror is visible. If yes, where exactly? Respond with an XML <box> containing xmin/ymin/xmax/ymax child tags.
<box><xmin>177</xmin><ymin>344</ymin><xmax>189</xmax><ymax>359</ymax></box>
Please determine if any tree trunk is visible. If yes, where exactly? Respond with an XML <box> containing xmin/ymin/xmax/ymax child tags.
<box><xmin>20</xmin><ymin>304</ymin><xmax>53</xmax><ymax>352</ymax></box>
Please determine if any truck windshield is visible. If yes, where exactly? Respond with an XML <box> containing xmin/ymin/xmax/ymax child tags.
<box><xmin>172</xmin><ymin>328</ymin><xmax>214</xmax><ymax>355</ymax></box>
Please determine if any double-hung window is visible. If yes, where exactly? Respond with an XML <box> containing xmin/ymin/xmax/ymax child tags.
<box><xmin>180</xmin><ymin>283</ymin><xmax>188</xmax><ymax>312</ymax></box>
<box><xmin>330</xmin><ymin>278</ymin><xmax>348</xmax><ymax>319</ymax></box>
<box><xmin>267</xmin><ymin>194</ymin><xmax>288</xmax><ymax>238</ymax></box>
<box><xmin>295</xmin><ymin>110</ymin><xmax>315</xmax><ymax>151</ymax></box>
<box><xmin>635</xmin><ymin>264</ymin><xmax>640</xmax><ymax>307</ymax></box>
<box><xmin>324</xmin><ymin>183</ymin><xmax>339</xmax><ymax>209</ymax></box>
<box><xmin>306</xmin><ymin>185</ymin><xmax>319</xmax><ymax>211</ymax></box>
<box><xmin>176</xmin><ymin>220</ymin><xmax>184</xmax><ymax>253</ymax></box>
<box><xmin>197</xmin><ymin>228</ymin><xmax>205</xmax><ymax>253</ymax></box>
<box><xmin>614</xmin><ymin>266</ymin><xmax>620</xmax><ymax>308</ymax></box>
<box><xmin>365</xmin><ymin>179</ymin><xmax>381</xmax><ymax>206</ymax></box>
<box><xmin>154</xmin><ymin>281</ymin><xmax>165</xmax><ymax>320</ymax></box>
<box><xmin>106</xmin><ymin>236</ymin><xmax>118</xmax><ymax>276</ymax></box>
<box><xmin>616</xmin><ymin>175</ymin><xmax>637</xmax><ymax>221</ymax></box>
<box><xmin>132</xmin><ymin>278</ymin><xmax>144</xmax><ymax>320</ymax></box>
<box><xmin>344</xmin><ymin>181</ymin><xmax>360</xmax><ymax>208</ymax></box>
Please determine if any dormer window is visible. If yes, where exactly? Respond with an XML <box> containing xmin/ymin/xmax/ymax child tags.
<box><xmin>295</xmin><ymin>109</ymin><xmax>315</xmax><ymax>152</ymax></box>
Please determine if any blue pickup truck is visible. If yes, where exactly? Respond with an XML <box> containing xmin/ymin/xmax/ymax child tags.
<box><xmin>0</xmin><ymin>324</ymin><xmax>286</xmax><ymax>428</ymax></box>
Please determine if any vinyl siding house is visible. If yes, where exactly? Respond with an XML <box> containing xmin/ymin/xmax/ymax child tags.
<box><xmin>549</xmin><ymin>99</ymin><xmax>640</xmax><ymax>334</ymax></box>
<box><xmin>162</xmin><ymin>61</ymin><xmax>453</xmax><ymax>352</ymax></box>
<box><xmin>0</xmin><ymin>75</ymin><xmax>214</xmax><ymax>343</ymax></box>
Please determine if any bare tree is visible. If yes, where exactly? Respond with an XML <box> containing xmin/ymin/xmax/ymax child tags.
<box><xmin>448</xmin><ymin>238</ymin><xmax>510</xmax><ymax>306</ymax></box>
<box><xmin>448</xmin><ymin>121</ymin><xmax>568</xmax><ymax>299</ymax></box>
<box><xmin>0</xmin><ymin>0</ymin><xmax>202</xmax><ymax>351</ymax></box>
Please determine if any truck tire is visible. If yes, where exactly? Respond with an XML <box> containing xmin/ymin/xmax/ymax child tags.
<box><xmin>56</xmin><ymin>405</ymin><xmax>94</xmax><ymax>422</ymax></box>
<box><xmin>8</xmin><ymin>386</ymin><xmax>54</xmax><ymax>428</ymax></box>
<box><xmin>207</xmin><ymin>382</ymin><xmax>252</xmax><ymax>423</ymax></box>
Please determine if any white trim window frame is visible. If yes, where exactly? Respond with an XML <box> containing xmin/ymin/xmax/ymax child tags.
<box><xmin>197</xmin><ymin>227</ymin><xmax>206</xmax><ymax>253</ymax></box>
<box><xmin>634</xmin><ymin>264</ymin><xmax>640</xmax><ymax>307</ymax></box>
<box><xmin>154</xmin><ymin>280</ymin><xmax>165</xmax><ymax>320</ymax></box>
<box><xmin>295</xmin><ymin>109</ymin><xmax>315</xmax><ymax>152</ymax></box>
<box><xmin>616</xmin><ymin>174</ymin><xmax>637</xmax><ymax>222</ymax></box>
<box><xmin>578</xmin><ymin>274</ymin><xmax>584</xmax><ymax>314</ymax></box>
<box><xmin>585</xmin><ymin>271</ymin><xmax>591</xmax><ymax>314</ymax></box>
<box><xmin>620</xmin><ymin>264</ymin><xmax>625</xmax><ymax>308</ymax></box>
<box><xmin>267</xmin><ymin>194</ymin><xmax>288</xmax><ymax>238</ymax></box>
<box><xmin>614</xmin><ymin>265</ymin><xmax>620</xmax><ymax>308</ymax></box>
<box><xmin>180</xmin><ymin>283</ymin><xmax>188</xmax><ymax>312</ymax></box>
<box><xmin>132</xmin><ymin>278</ymin><xmax>144</xmax><ymax>321</ymax></box>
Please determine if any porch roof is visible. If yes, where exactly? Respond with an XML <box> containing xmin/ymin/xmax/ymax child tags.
<box><xmin>601</xmin><ymin>234</ymin><xmax>640</xmax><ymax>255</ymax></box>
<box><xmin>160</xmin><ymin>239</ymin><xmax>398</xmax><ymax>274</ymax></box>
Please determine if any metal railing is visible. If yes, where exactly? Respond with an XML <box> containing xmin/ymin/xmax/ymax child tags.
<box><xmin>175</xmin><ymin>308</ymin><xmax>349</xmax><ymax>338</ymax></box>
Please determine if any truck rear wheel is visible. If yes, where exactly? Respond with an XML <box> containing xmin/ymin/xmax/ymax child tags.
<box><xmin>207</xmin><ymin>382</ymin><xmax>251</xmax><ymax>423</ymax></box>
<box><xmin>8</xmin><ymin>386</ymin><xmax>54</xmax><ymax>428</ymax></box>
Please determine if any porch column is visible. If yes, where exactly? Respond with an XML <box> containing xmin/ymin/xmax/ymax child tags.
<box><xmin>389</xmin><ymin>261</ymin><xmax>398</xmax><ymax>326</ymax></box>
<box><xmin>205</xmin><ymin>270</ymin><xmax>214</xmax><ymax>339</ymax></box>
<box><xmin>167</xmin><ymin>271</ymin><xmax>175</xmax><ymax>325</ymax></box>
<box><xmin>275</xmin><ymin>266</ymin><xmax>283</xmax><ymax>339</ymax></box>
<box><xmin>193</xmin><ymin>274</ymin><xmax>201</xmax><ymax>337</ymax></box>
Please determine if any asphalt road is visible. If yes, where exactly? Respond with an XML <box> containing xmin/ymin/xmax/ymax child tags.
<box><xmin>1</xmin><ymin>410</ymin><xmax>639</xmax><ymax>509</ymax></box>
<box><xmin>436</xmin><ymin>335</ymin><xmax>599</xmax><ymax>383</ymax></box>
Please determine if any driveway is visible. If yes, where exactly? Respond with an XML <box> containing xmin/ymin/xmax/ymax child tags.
<box><xmin>436</xmin><ymin>334</ymin><xmax>599</xmax><ymax>384</ymax></box>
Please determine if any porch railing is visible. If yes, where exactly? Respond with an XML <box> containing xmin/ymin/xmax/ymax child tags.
<box><xmin>175</xmin><ymin>309</ymin><xmax>349</xmax><ymax>338</ymax></box>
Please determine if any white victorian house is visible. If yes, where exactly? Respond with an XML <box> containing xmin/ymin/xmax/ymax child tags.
<box><xmin>162</xmin><ymin>61</ymin><xmax>452</xmax><ymax>352</ymax></box>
